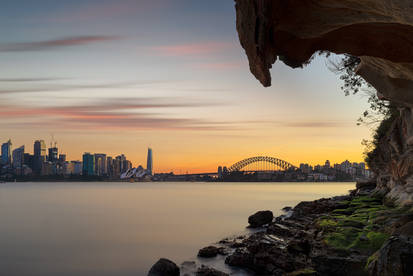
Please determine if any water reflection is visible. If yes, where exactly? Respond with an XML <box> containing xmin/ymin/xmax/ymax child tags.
<box><xmin>0</xmin><ymin>182</ymin><xmax>354</xmax><ymax>276</ymax></box>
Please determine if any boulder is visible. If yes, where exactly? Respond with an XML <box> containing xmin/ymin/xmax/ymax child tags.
<box><xmin>248</xmin><ymin>210</ymin><xmax>273</xmax><ymax>227</ymax></box>
<box><xmin>368</xmin><ymin>236</ymin><xmax>413</xmax><ymax>276</ymax></box>
<box><xmin>148</xmin><ymin>258</ymin><xmax>180</xmax><ymax>276</ymax></box>
<box><xmin>198</xmin><ymin>246</ymin><xmax>219</xmax><ymax>258</ymax></box>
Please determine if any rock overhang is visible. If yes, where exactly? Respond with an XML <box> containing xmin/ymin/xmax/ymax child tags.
<box><xmin>234</xmin><ymin>0</ymin><xmax>413</xmax><ymax>107</ymax></box>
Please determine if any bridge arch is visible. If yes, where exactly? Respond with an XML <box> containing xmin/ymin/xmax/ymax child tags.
<box><xmin>228</xmin><ymin>156</ymin><xmax>296</xmax><ymax>172</ymax></box>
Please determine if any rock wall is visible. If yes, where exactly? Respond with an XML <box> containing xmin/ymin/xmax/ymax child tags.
<box><xmin>234</xmin><ymin>0</ymin><xmax>413</xmax><ymax>206</ymax></box>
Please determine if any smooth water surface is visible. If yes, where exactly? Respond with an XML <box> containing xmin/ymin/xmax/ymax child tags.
<box><xmin>0</xmin><ymin>182</ymin><xmax>354</xmax><ymax>276</ymax></box>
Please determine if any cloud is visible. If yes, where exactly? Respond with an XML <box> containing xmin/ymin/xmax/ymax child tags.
<box><xmin>152</xmin><ymin>42</ymin><xmax>233</xmax><ymax>56</ymax></box>
<box><xmin>0</xmin><ymin>97</ymin><xmax>230</xmax><ymax>132</ymax></box>
<box><xmin>194</xmin><ymin>62</ymin><xmax>244</xmax><ymax>70</ymax></box>
<box><xmin>0</xmin><ymin>78</ymin><xmax>67</xmax><ymax>82</ymax></box>
<box><xmin>280</xmin><ymin>121</ymin><xmax>348</xmax><ymax>128</ymax></box>
<box><xmin>0</xmin><ymin>80</ymin><xmax>166</xmax><ymax>94</ymax></box>
<box><xmin>0</xmin><ymin>36</ymin><xmax>121</xmax><ymax>52</ymax></box>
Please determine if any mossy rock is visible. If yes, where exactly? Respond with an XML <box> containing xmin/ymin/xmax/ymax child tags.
<box><xmin>318</xmin><ymin>219</ymin><xmax>338</xmax><ymax>229</ymax></box>
<box><xmin>286</xmin><ymin>268</ymin><xmax>316</xmax><ymax>276</ymax></box>
<box><xmin>338</xmin><ymin>219</ymin><xmax>366</xmax><ymax>229</ymax></box>
<box><xmin>333</xmin><ymin>208</ymin><xmax>354</xmax><ymax>215</ymax></box>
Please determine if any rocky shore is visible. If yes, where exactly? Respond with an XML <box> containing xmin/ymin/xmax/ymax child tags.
<box><xmin>148</xmin><ymin>181</ymin><xmax>413</xmax><ymax>275</ymax></box>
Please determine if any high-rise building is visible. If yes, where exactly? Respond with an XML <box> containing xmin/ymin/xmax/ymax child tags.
<box><xmin>94</xmin><ymin>153</ymin><xmax>107</xmax><ymax>176</ymax></box>
<box><xmin>1</xmin><ymin>139</ymin><xmax>12</xmax><ymax>165</ymax></box>
<box><xmin>12</xmin><ymin>146</ymin><xmax>25</xmax><ymax>169</ymax></box>
<box><xmin>48</xmin><ymin>147</ymin><xmax>58</xmax><ymax>162</ymax></box>
<box><xmin>106</xmin><ymin>156</ymin><xmax>113</xmax><ymax>177</ymax></box>
<box><xmin>33</xmin><ymin>140</ymin><xmax>46</xmax><ymax>175</ymax></box>
<box><xmin>34</xmin><ymin>140</ymin><xmax>47</xmax><ymax>157</ymax></box>
<box><xmin>82</xmin><ymin>153</ymin><xmax>95</xmax><ymax>176</ymax></box>
<box><xmin>147</xmin><ymin>148</ymin><xmax>153</xmax><ymax>175</ymax></box>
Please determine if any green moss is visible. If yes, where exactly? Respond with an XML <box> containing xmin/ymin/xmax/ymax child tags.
<box><xmin>318</xmin><ymin>219</ymin><xmax>338</xmax><ymax>230</ymax></box>
<box><xmin>365</xmin><ymin>252</ymin><xmax>379</xmax><ymax>270</ymax></box>
<box><xmin>366</xmin><ymin>232</ymin><xmax>389</xmax><ymax>251</ymax></box>
<box><xmin>323</xmin><ymin>195</ymin><xmax>394</xmax><ymax>256</ymax></box>
<box><xmin>324</xmin><ymin>227</ymin><xmax>362</xmax><ymax>249</ymax></box>
<box><xmin>337</xmin><ymin>219</ymin><xmax>366</xmax><ymax>229</ymax></box>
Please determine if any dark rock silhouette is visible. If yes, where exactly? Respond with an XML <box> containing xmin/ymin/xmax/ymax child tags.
<box><xmin>147</xmin><ymin>258</ymin><xmax>179</xmax><ymax>276</ymax></box>
<box><xmin>198</xmin><ymin>246</ymin><xmax>219</xmax><ymax>258</ymax></box>
<box><xmin>248</xmin><ymin>210</ymin><xmax>273</xmax><ymax>227</ymax></box>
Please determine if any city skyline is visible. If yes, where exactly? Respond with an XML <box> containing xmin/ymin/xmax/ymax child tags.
<box><xmin>1</xmin><ymin>136</ymin><xmax>369</xmax><ymax>175</ymax></box>
<box><xmin>0</xmin><ymin>0</ymin><xmax>371</xmax><ymax>173</ymax></box>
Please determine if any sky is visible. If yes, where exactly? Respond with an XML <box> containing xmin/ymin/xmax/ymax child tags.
<box><xmin>0</xmin><ymin>0</ymin><xmax>372</xmax><ymax>173</ymax></box>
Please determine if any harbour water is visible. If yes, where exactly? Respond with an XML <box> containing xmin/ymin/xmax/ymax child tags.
<box><xmin>0</xmin><ymin>182</ymin><xmax>355</xmax><ymax>276</ymax></box>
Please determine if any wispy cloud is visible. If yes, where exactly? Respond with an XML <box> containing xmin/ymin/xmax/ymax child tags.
<box><xmin>0</xmin><ymin>78</ymin><xmax>67</xmax><ymax>82</ymax></box>
<box><xmin>0</xmin><ymin>97</ymin><xmax>231</xmax><ymax>132</ymax></box>
<box><xmin>0</xmin><ymin>36</ymin><xmax>121</xmax><ymax>52</ymax></box>
<box><xmin>152</xmin><ymin>42</ymin><xmax>233</xmax><ymax>56</ymax></box>
<box><xmin>280</xmin><ymin>121</ymin><xmax>348</xmax><ymax>128</ymax></box>
<box><xmin>0</xmin><ymin>80</ymin><xmax>165</xmax><ymax>94</ymax></box>
<box><xmin>194</xmin><ymin>62</ymin><xmax>244</xmax><ymax>70</ymax></box>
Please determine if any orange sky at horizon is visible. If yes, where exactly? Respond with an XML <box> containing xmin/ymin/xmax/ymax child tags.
<box><xmin>0</xmin><ymin>0</ymin><xmax>375</xmax><ymax>174</ymax></box>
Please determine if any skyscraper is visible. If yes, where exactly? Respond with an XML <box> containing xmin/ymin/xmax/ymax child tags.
<box><xmin>94</xmin><ymin>153</ymin><xmax>107</xmax><ymax>176</ymax></box>
<box><xmin>1</xmin><ymin>139</ymin><xmax>12</xmax><ymax>165</ymax></box>
<box><xmin>12</xmin><ymin>146</ymin><xmax>25</xmax><ymax>169</ymax></box>
<box><xmin>147</xmin><ymin>148</ymin><xmax>153</xmax><ymax>175</ymax></box>
<box><xmin>82</xmin><ymin>153</ymin><xmax>95</xmax><ymax>176</ymax></box>
<box><xmin>33</xmin><ymin>140</ymin><xmax>46</xmax><ymax>175</ymax></box>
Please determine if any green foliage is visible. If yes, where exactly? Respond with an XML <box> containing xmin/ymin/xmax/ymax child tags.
<box><xmin>328</xmin><ymin>54</ymin><xmax>400</xmax><ymax>170</ymax></box>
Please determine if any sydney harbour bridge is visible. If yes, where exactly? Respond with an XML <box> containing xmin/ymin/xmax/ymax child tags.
<box><xmin>182</xmin><ymin>156</ymin><xmax>297</xmax><ymax>178</ymax></box>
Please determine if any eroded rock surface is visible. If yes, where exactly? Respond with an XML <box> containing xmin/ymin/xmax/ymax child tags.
<box><xmin>234</xmin><ymin>0</ymin><xmax>413</xmax><ymax>107</ymax></box>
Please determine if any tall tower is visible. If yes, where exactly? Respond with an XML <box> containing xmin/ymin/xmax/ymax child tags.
<box><xmin>1</xmin><ymin>139</ymin><xmax>12</xmax><ymax>165</ymax></box>
<box><xmin>147</xmin><ymin>148</ymin><xmax>153</xmax><ymax>175</ymax></box>
<box><xmin>33</xmin><ymin>140</ymin><xmax>46</xmax><ymax>175</ymax></box>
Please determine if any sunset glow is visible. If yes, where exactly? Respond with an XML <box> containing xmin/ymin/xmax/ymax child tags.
<box><xmin>0</xmin><ymin>0</ymin><xmax>371</xmax><ymax>173</ymax></box>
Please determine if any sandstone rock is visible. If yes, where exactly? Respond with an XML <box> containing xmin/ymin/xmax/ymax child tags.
<box><xmin>148</xmin><ymin>258</ymin><xmax>180</xmax><ymax>276</ymax></box>
<box><xmin>313</xmin><ymin>255</ymin><xmax>368</xmax><ymax>276</ymax></box>
<box><xmin>283</xmin><ymin>206</ymin><xmax>293</xmax><ymax>212</ymax></box>
<box><xmin>368</xmin><ymin>236</ymin><xmax>413</xmax><ymax>276</ymax></box>
<box><xmin>292</xmin><ymin>198</ymin><xmax>337</xmax><ymax>217</ymax></box>
<box><xmin>394</xmin><ymin>221</ymin><xmax>413</xmax><ymax>237</ymax></box>
<box><xmin>287</xmin><ymin>239</ymin><xmax>311</xmax><ymax>255</ymax></box>
<box><xmin>225</xmin><ymin>248</ymin><xmax>253</xmax><ymax>268</ymax></box>
<box><xmin>196</xmin><ymin>265</ymin><xmax>229</xmax><ymax>276</ymax></box>
<box><xmin>198</xmin><ymin>246</ymin><xmax>219</xmax><ymax>258</ymax></box>
<box><xmin>248</xmin><ymin>210</ymin><xmax>273</xmax><ymax>227</ymax></box>
<box><xmin>234</xmin><ymin>0</ymin><xmax>413</xmax><ymax>107</ymax></box>
<box><xmin>267</xmin><ymin>223</ymin><xmax>294</xmax><ymax>237</ymax></box>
